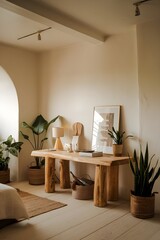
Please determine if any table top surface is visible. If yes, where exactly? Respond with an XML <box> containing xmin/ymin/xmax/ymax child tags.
<box><xmin>31</xmin><ymin>149</ymin><xmax>130</xmax><ymax>166</ymax></box>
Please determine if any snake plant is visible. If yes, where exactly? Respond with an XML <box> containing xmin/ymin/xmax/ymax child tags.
<box><xmin>130</xmin><ymin>144</ymin><xmax>160</xmax><ymax>197</ymax></box>
<box><xmin>108</xmin><ymin>126</ymin><xmax>132</xmax><ymax>145</ymax></box>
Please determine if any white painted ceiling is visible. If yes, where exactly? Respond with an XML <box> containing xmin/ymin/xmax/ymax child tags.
<box><xmin>0</xmin><ymin>0</ymin><xmax>160</xmax><ymax>52</ymax></box>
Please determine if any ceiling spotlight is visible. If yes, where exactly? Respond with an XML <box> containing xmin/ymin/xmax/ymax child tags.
<box><xmin>133</xmin><ymin>0</ymin><xmax>151</xmax><ymax>17</ymax></box>
<box><xmin>38</xmin><ymin>32</ymin><xmax>41</xmax><ymax>40</ymax></box>
<box><xmin>135</xmin><ymin>4</ymin><xmax>140</xmax><ymax>16</ymax></box>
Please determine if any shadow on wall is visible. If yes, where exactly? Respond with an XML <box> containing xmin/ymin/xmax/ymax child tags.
<box><xmin>0</xmin><ymin>66</ymin><xmax>19</xmax><ymax>181</ymax></box>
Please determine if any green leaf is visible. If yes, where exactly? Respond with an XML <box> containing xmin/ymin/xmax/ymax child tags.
<box><xmin>47</xmin><ymin>115</ymin><xmax>60</xmax><ymax>131</ymax></box>
<box><xmin>20</xmin><ymin>131</ymin><xmax>29</xmax><ymax>140</ymax></box>
<box><xmin>129</xmin><ymin>160</ymin><xmax>136</xmax><ymax>175</ymax></box>
<box><xmin>22</xmin><ymin>122</ymin><xmax>33</xmax><ymax>131</ymax></box>
<box><xmin>11</xmin><ymin>142</ymin><xmax>23</xmax><ymax>152</ymax></box>
<box><xmin>2</xmin><ymin>135</ymin><xmax>13</xmax><ymax>147</ymax></box>
<box><xmin>8</xmin><ymin>147</ymin><xmax>18</xmax><ymax>157</ymax></box>
<box><xmin>32</xmin><ymin>115</ymin><xmax>48</xmax><ymax>134</ymax></box>
<box><xmin>144</xmin><ymin>143</ymin><xmax>149</xmax><ymax>169</ymax></box>
<box><xmin>134</xmin><ymin>149</ymin><xmax>139</xmax><ymax>175</ymax></box>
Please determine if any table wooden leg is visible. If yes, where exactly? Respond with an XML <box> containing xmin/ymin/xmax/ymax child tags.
<box><xmin>45</xmin><ymin>157</ymin><xmax>55</xmax><ymax>193</ymax></box>
<box><xmin>107</xmin><ymin>165</ymin><xmax>119</xmax><ymax>201</ymax></box>
<box><xmin>94</xmin><ymin>165</ymin><xmax>107</xmax><ymax>207</ymax></box>
<box><xmin>59</xmin><ymin>160</ymin><xmax>71</xmax><ymax>188</ymax></box>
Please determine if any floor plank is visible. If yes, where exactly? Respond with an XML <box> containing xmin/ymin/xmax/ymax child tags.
<box><xmin>81</xmin><ymin>213</ymin><xmax>142</xmax><ymax>240</ymax></box>
<box><xmin>115</xmin><ymin>214</ymin><xmax>160</xmax><ymax>240</ymax></box>
<box><xmin>50</xmin><ymin>205</ymin><xmax>130</xmax><ymax>240</ymax></box>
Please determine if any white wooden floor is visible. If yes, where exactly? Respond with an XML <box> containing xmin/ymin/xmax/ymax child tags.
<box><xmin>0</xmin><ymin>181</ymin><xmax>160</xmax><ymax>240</ymax></box>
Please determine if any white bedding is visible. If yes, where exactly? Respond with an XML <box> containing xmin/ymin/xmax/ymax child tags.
<box><xmin>0</xmin><ymin>184</ymin><xmax>29</xmax><ymax>220</ymax></box>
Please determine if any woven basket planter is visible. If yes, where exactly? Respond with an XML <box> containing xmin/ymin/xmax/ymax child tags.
<box><xmin>72</xmin><ymin>184</ymin><xmax>94</xmax><ymax>200</ymax></box>
<box><xmin>0</xmin><ymin>169</ymin><xmax>10</xmax><ymax>183</ymax></box>
<box><xmin>112</xmin><ymin>144</ymin><xmax>123</xmax><ymax>156</ymax></box>
<box><xmin>130</xmin><ymin>192</ymin><xmax>155</xmax><ymax>219</ymax></box>
<box><xmin>28</xmin><ymin>167</ymin><xmax>45</xmax><ymax>185</ymax></box>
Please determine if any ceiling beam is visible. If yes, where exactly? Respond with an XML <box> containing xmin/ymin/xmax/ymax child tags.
<box><xmin>1</xmin><ymin>0</ymin><xmax>106</xmax><ymax>44</ymax></box>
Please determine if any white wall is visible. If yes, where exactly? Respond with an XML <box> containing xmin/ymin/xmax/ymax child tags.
<box><xmin>0</xmin><ymin>43</ymin><xmax>38</xmax><ymax>180</ymax></box>
<box><xmin>38</xmin><ymin>27</ymin><xmax>139</xmax><ymax>199</ymax></box>
<box><xmin>0</xmin><ymin>66</ymin><xmax>18</xmax><ymax>181</ymax></box>
<box><xmin>137</xmin><ymin>19</ymin><xmax>160</xmax><ymax>211</ymax></box>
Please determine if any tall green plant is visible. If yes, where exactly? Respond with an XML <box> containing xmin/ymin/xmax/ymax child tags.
<box><xmin>20</xmin><ymin>114</ymin><xmax>59</xmax><ymax>168</ymax></box>
<box><xmin>108</xmin><ymin>127</ymin><xmax>132</xmax><ymax>145</ymax></box>
<box><xmin>130</xmin><ymin>144</ymin><xmax>160</xmax><ymax>197</ymax></box>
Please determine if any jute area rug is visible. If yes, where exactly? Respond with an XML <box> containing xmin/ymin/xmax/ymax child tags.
<box><xmin>0</xmin><ymin>189</ymin><xmax>67</xmax><ymax>229</ymax></box>
<box><xmin>17</xmin><ymin>189</ymin><xmax>67</xmax><ymax>218</ymax></box>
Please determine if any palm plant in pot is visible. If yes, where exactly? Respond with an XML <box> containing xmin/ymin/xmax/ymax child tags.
<box><xmin>130</xmin><ymin>144</ymin><xmax>160</xmax><ymax>218</ymax></box>
<box><xmin>20</xmin><ymin>114</ymin><xmax>59</xmax><ymax>185</ymax></box>
<box><xmin>0</xmin><ymin>135</ymin><xmax>23</xmax><ymax>183</ymax></box>
<box><xmin>108</xmin><ymin>127</ymin><xmax>132</xmax><ymax>156</ymax></box>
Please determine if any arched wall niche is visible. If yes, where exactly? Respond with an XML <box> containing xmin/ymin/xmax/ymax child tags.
<box><xmin>0</xmin><ymin>66</ymin><xmax>19</xmax><ymax>181</ymax></box>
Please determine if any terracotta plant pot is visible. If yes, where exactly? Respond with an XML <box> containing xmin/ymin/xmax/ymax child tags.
<box><xmin>28</xmin><ymin>167</ymin><xmax>45</xmax><ymax>185</ymax></box>
<box><xmin>112</xmin><ymin>144</ymin><xmax>123</xmax><ymax>156</ymax></box>
<box><xmin>130</xmin><ymin>192</ymin><xmax>155</xmax><ymax>219</ymax></box>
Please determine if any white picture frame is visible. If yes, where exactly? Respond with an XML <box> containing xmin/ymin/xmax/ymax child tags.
<box><xmin>91</xmin><ymin>105</ymin><xmax>120</xmax><ymax>154</ymax></box>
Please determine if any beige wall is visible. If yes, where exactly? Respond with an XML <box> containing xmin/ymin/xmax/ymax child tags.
<box><xmin>38</xmin><ymin>27</ymin><xmax>139</xmax><ymax>199</ymax></box>
<box><xmin>137</xmin><ymin>19</ymin><xmax>160</xmax><ymax>211</ymax></box>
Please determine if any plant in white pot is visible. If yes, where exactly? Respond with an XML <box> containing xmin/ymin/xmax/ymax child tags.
<box><xmin>0</xmin><ymin>135</ymin><xmax>23</xmax><ymax>183</ymax></box>
<box><xmin>20</xmin><ymin>114</ymin><xmax>59</xmax><ymax>185</ymax></box>
<box><xmin>130</xmin><ymin>144</ymin><xmax>160</xmax><ymax>218</ymax></box>
<box><xmin>108</xmin><ymin>127</ymin><xmax>132</xmax><ymax>156</ymax></box>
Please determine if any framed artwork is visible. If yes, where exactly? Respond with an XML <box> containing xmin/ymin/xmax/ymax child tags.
<box><xmin>91</xmin><ymin>105</ymin><xmax>120</xmax><ymax>154</ymax></box>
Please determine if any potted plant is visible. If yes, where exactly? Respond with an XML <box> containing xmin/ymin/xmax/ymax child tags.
<box><xmin>108</xmin><ymin>127</ymin><xmax>132</xmax><ymax>156</ymax></box>
<box><xmin>20</xmin><ymin>114</ymin><xmax>59</xmax><ymax>185</ymax></box>
<box><xmin>130</xmin><ymin>144</ymin><xmax>160</xmax><ymax>218</ymax></box>
<box><xmin>0</xmin><ymin>135</ymin><xmax>23</xmax><ymax>183</ymax></box>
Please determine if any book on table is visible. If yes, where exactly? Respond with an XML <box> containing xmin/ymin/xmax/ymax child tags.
<box><xmin>79</xmin><ymin>151</ymin><xmax>103</xmax><ymax>157</ymax></box>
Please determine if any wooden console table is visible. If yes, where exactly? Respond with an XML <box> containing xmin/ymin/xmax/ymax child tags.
<box><xmin>31</xmin><ymin>150</ymin><xmax>129</xmax><ymax>207</ymax></box>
